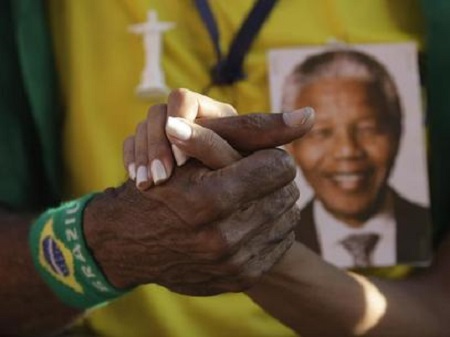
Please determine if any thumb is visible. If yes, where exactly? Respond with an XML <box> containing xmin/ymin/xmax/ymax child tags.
<box><xmin>166</xmin><ymin>117</ymin><xmax>242</xmax><ymax>169</ymax></box>
<box><xmin>196</xmin><ymin>107</ymin><xmax>315</xmax><ymax>153</ymax></box>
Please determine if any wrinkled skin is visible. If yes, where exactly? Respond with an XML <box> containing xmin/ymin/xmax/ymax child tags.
<box><xmin>84</xmin><ymin>149</ymin><xmax>300</xmax><ymax>296</ymax></box>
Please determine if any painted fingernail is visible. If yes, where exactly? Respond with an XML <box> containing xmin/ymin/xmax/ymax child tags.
<box><xmin>171</xmin><ymin>144</ymin><xmax>188</xmax><ymax>166</ymax></box>
<box><xmin>166</xmin><ymin>117</ymin><xmax>192</xmax><ymax>140</ymax></box>
<box><xmin>136</xmin><ymin>165</ymin><xmax>148</xmax><ymax>188</ymax></box>
<box><xmin>151</xmin><ymin>159</ymin><xmax>168</xmax><ymax>185</ymax></box>
<box><xmin>128</xmin><ymin>162</ymin><xmax>136</xmax><ymax>180</ymax></box>
<box><xmin>282</xmin><ymin>107</ymin><xmax>315</xmax><ymax>127</ymax></box>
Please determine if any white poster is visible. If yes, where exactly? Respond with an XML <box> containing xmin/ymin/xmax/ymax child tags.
<box><xmin>269</xmin><ymin>43</ymin><xmax>431</xmax><ymax>268</ymax></box>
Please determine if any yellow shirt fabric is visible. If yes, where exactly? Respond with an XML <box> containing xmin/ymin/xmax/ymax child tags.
<box><xmin>47</xmin><ymin>1</ymin><xmax>424</xmax><ymax>336</ymax></box>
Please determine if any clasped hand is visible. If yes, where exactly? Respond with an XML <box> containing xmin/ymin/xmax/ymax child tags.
<box><xmin>84</xmin><ymin>89</ymin><xmax>314</xmax><ymax>296</ymax></box>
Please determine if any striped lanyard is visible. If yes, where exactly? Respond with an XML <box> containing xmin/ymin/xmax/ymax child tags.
<box><xmin>194</xmin><ymin>0</ymin><xmax>278</xmax><ymax>87</ymax></box>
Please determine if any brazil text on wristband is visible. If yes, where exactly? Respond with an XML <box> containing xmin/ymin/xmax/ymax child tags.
<box><xmin>29</xmin><ymin>194</ymin><xmax>128</xmax><ymax>309</ymax></box>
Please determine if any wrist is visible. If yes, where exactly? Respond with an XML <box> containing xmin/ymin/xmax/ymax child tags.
<box><xmin>83</xmin><ymin>188</ymin><xmax>131</xmax><ymax>289</ymax></box>
<box><xmin>29</xmin><ymin>193</ymin><xmax>129</xmax><ymax>309</ymax></box>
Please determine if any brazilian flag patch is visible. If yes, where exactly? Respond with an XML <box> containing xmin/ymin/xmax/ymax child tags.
<box><xmin>38</xmin><ymin>218</ymin><xmax>84</xmax><ymax>294</ymax></box>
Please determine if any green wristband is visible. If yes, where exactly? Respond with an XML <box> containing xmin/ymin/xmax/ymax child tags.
<box><xmin>29</xmin><ymin>194</ymin><xmax>128</xmax><ymax>309</ymax></box>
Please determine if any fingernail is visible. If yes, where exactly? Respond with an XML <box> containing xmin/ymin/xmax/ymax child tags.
<box><xmin>128</xmin><ymin>163</ymin><xmax>136</xmax><ymax>180</ymax></box>
<box><xmin>172</xmin><ymin>144</ymin><xmax>188</xmax><ymax>166</ymax></box>
<box><xmin>136</xmin><ymin>165</ymin><xmax>148</xmax><ymax>188</ymax></box>
<box><xmin>282</xmin><ymin>107</ymin><xmax>315</xmax><ymax>127</ymax></box>
<box><xmin>151</xmin><ymin>159</ymin><xmax>168</xmax><ymax>185</ymax></box>
<box><xmin>166</xmin><ymin>117</ymin><xmax>192</xmax><ymax>140</ymax></box>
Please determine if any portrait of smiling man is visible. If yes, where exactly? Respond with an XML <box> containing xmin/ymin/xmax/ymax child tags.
<box><xmin>281</xmin><ymin>48</ymin><xmax>431</xmax><ymax>269</ymax></box>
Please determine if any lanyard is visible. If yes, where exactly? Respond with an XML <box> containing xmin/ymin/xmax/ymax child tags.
<box><xmin>193</xmin><ymin>0</ymin><xmax>278</xmax><ymax>86</ymax></box>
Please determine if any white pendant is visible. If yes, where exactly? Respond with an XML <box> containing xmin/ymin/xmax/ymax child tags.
<box><xmin>129</xmin><ymin>10</ymin><xmax>175</xmax><ymax>99</ymax></box>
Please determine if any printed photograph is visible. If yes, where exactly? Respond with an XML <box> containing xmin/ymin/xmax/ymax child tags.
<box><xmin>269</xmin><ymin>43</ymin><xmax>431</xmax><ymax>269</ymax></box>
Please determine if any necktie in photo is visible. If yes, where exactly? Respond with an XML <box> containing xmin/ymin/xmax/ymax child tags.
<box><xmin>340</xmin><ymin>233</ymin><xmax>380</xmax><ymax>268</ymax></box>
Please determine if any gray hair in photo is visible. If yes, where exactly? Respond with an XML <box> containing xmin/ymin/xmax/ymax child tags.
<box><xmin>281</xmin><ymin>49</ymin><xmax>403</xmax><ymax>138</ymax></box>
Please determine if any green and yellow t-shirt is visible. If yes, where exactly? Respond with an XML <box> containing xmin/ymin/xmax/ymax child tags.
<box><xmin>46</xmin><ymin>1</ymin><xmax>425</xmax><ymax>336</ymax></box>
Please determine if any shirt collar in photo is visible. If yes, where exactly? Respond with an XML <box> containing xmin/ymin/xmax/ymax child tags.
<box><xmin>313</xmin><ymin>190</ymin><xmax>396</xmax><ymax>269</ymax></box>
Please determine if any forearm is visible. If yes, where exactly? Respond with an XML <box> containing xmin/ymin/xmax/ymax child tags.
<box><xmin>0</xmin><ymin>209</ymin><xmax>82</xmax><ymax>336</ymax></box>
<box><xmin>247</xmin><ymin>242</ymin><xmax>446</xmax><ymax>337</ymax></box>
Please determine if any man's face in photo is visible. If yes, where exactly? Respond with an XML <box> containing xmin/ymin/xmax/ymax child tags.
<box><xmin>287</xmin><ymin>78</ymin><xmax>399</xmax><ymax>226</ymax></box>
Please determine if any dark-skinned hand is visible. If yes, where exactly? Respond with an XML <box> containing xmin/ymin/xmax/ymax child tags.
<box><xmin>84</xmin><ymin>89</ymin><xmax>314</xmax><ymax>296</ymax></box>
